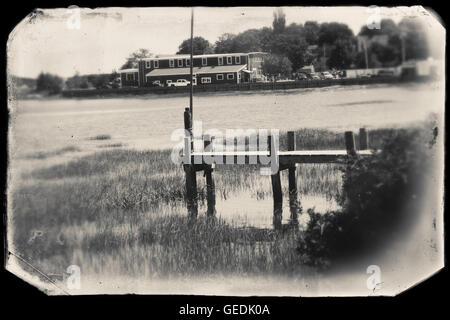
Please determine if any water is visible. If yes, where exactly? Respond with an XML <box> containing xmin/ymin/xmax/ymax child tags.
<box><xmin>11</xmin><ymin>82</ymin><xmax>443</xmax><ymax>156</ymax></box>
<box><xmin>9</xmin><ymin>82</ymin><xmax>443</xmax><ymax>228</ymax></box>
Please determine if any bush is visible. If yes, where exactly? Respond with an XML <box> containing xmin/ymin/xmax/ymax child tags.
<box><xmin>36</xmin><ymin>72</ymin><xmax>63</xmax><ymax>95</ymax></box>
<box><xmin>297</xmin><ymin>123</ymin><xmax>436</xmax><ymax>268</ymax></box>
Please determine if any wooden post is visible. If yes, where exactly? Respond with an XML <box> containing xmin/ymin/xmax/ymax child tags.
<box><xmin>204</xmin><ymin>135</ymin><xmax>215</xmax><ymax>216</ymax></box>
<box><xmin>184</xmin><ymin>107</ymin><xmax>191</xmax><ymax>136</ymax></box>
<box><xmin>184</xmin><ymin>108</ymin><xmax>197</xmax><ymax>218</ymax></box>
<box><xmin>359</xmin><ymin>128</ymin><xmax>369</xmax><ymax>150</ymax></box>
<box><xmin>345</xmin><ymin>131</ymin><xmax>356</xmax><ymax>157</ymax></box>
<box><xmin>287</xmin><ymin>131</ymin><xmax>299</xmax><ymax>223</ymax></box>
<box><xmin>269</xmin><ymin>135</ymin><xmax>282</xmax><ymax>230</ymax></box>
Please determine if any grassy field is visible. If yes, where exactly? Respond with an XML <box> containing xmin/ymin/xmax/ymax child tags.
<box><xmin>10</xmin><ymin>128</ymin><xmax>396</xmax><ymax>282</ymax></box>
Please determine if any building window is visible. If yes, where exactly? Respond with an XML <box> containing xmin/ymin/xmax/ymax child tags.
<box><xmin>178</xmin><ymin>59</ymin><xmax>183</xmax><ymax>67</ymax></box>
<box><xmin>226</xmin><ymin>56</ymin><xmax>232</xmax><ymax>64</ymax></box>
<box><xmin>227</xmin><ymin>73</ymin><xmax>234</xmax><ymax>80</ymax></box>
<box><xmin>216</xmin><ymin>74</ymin><xmax>224</xmax><ymax>80</ymax></box>
<box><xmin>202</xmin><ymin>57</ymin><xmax>207</xmax><ymax>66</ymax></box>
<box><xmin>146</xmin><ymin>61</ymin><xmax>151</xmax><ymax>68</ymax></box>
<box><xmin>235</xmin><ymin>56</ymin><xmax>241</xmax><ymax>64</ymax></box>
<box><xmin>218</xmin><ymin>57</ymin><xmax>223</xmax><ymax>66</ymax></box>
<box><xmin>126</xmin><ymin>73</ymin><xmax>134</xmax><ymax>81</ymax></box>
<box><xmin>186</xmin><ymin>58</ymin><xmax>190</xmax><ymax>66</ymax></box>
<box><xmin>169</xmin><ymin>59</ymin><xmax>174</xmax><ymax>68</ymax></box>
<box><xmin>201</xmin><ymin>77</ymin><xmax>211</xmax><ymax>84</ymax></box>
<box><xmin>154</xmin><ymin>60</ymin><xmax>159</xmax><ymax>68</ymax></box>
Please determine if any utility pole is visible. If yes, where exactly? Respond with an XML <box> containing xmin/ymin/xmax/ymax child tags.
<box><xmin>189</xmin><ymin>7</ymin><xmax>194</xmax><ymax>128</ymax></box>
<box><xmin>401</xmin><ymin>35</ymin><xmax>406</xmax><ymax>64</ymax></box>
<box><xmin>363</xmin><ymin>39</ymin><xmax>369</xmax><ymax>69</ymax></box>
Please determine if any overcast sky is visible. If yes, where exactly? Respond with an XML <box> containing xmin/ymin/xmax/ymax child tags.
<box><xmin>8</xmin><ymin>6</ymin><xmax>443</xmax><ymax>78</ymax></box>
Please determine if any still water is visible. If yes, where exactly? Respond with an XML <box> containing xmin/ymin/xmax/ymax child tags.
<box><xmin>11</xmin><ymin>82</ymin><xmax>443</xmax><ymax>155</ymax></box>
<box><xmin>10</xmin><ymin>82</ymin><xmax>443</xmax><ymax>228</ymax></box>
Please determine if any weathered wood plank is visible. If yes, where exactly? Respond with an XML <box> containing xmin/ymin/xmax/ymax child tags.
<box><xmin>269</xmin><ymin>135</ymin><xmax>282</xmax><ymax>230</ymax></box>
<box><xmin>203</xmin><ymin>135</ymin><xmax>215</xmax><ymax>216</ymax></box>
<box><xmin>187</xmin><ymin>150</ymin><xmax>373</xmax><ymax>165</ymax></box>
<box><xmin>345</xmin><ymin>131</ymin><xmax>356</xmax><ymax>156</ymax></box>
<box><xmin>359</xmin><ymin>128</ymin><xmax>369</xmax><ymax>150</ymax></box>
<box><xmin>287</xmin><ymin>131</ymin><xmax>299</xmax><ymax>223</ymax></box>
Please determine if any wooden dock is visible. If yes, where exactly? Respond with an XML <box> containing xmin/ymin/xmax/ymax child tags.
<box><xmin>182</xmin><ymin>108</ymin><xmax>373</xmax><ymax>229</ymax></box>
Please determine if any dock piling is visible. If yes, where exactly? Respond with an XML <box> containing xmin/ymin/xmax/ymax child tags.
<box><xmin>359</xmin><ymin>128</ymin><xmax>369</xmax><ymax>150</ymax></box>
<box><xmin>287</xmin><ymin>131</ymin><xmax>299</xmax><ymax>223</ymax></box>
<box><xmin>345</xmin><ymin>131</ymin><xmax>356</xmax><ymax>157</ymax></box>
<box><xmin>269</xmin><ymin>134</ymin><xmax>283</xmax><ymax>230</ymax></box>
<box><xmin>204</xmin><ymin>135</ymin><xmax>216</xmax><ymax>216</ymax></box>
<box><xmin>184</xmin><ymin>107</ymin><xmax>198</xmax><ymax>217</ymax></box>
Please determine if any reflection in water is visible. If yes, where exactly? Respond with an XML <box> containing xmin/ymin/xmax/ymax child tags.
<box><xmin>148</xmin><ymin>191</ymin><xmax>339</xmax><ymax>230</ymax></box>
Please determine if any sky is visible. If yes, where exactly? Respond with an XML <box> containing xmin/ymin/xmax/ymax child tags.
<box><xmin>7</xmin><ymin>6</ymin><xmax>444</xmax><ymax>78</ymax></box>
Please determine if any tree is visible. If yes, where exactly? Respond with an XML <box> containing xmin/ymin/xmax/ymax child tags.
<box><xmin>214</xmin><ymin>33</ymin><xmax>236</xmax><ymax>53</ymax></box>
<box><xmin>276</xmin><ymin>24</ymin><xmax>309</xmax><ymax>71</ymax></box>
<box><xmin>121</xmin><ymin>49</ymin><xmax>152</xmax><ymax>69</ymax></box>
<box><xmin>358</xmin><ymin>19</ymin><xmax>399</xmax><ymax>39</ymax></box>
<box><xmin>398</xmin><ymin>18</ymin><xmax>429</xmax><ymax>60</ymax></box>
<box><xmin>231</xmin><ymin>29</ymin><xmax>264</xmax><ymax>52</ymax></box>
<box><xmin>65</xmin><ymin>72</ymin><xmax>91</xmax><ymax>89</ymax></box>
<box><xmin>215</xmin><ymin>29</ymin><xmax>264</xmax><ymax>53</ymax></box>
<box><xmin>318</xmin><ymin>22</ymin><xmax>354</xmax><ymax>46</ymax></box>
<box><xmin>177</xmin><ymin>36</ymin><xmax>213</xmax><ymax>55</ymax></box>
<box><xmin>36</xmin><ymin>72</ymin><xmax>63</xmax><ymax>94</ymax></box>
<box><xmin>272</xmin><ymin>8</ymin><xmax>286</xmax><ymax>34</ymax></box>
<box><xmin>370</xmin><ymin>42</ymin><xmax>399</xmax><ymax>66</ymax></box>
<box><xmin>304</xmin><ymin>21</ymin><xmax>320</xmax><ymax>45</ymax></box>
<box><xmin>327</xmin><ymin>39</ymin><xmax>355</xmax><ymax>69</ymax></box>
<box><xmin>262</xmin><ymin>54</ymin><xmax>292</xmax><ymax>79</ymax></box>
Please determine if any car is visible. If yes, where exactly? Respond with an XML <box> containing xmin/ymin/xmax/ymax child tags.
<box><xmin>276</xmin><ymin>79</ymin><xmax>295</xmax><ymax>82</ymax></box>
<box><xmin>151</xmin><ymin>81</ymin><xmax>163</xmax><ymax>87</ymax></box>
<box><xmin>297</xmin><ymin>73</ymin><xmax>309</xmax><ymax>80</ymax></box>
<box><xmin>310</xmin><ymin>73</ymin><xmax>321</xmax><ymax>80</ymax></box>
<box><xmin>321</xmin><ymin>71</ymin><xmax>334</xmax><ymax>79</ymax></box>
<box><xmin>168</xmin><ymin>79</ymin><xmax>192</xmax><ymax>87</ymax></box>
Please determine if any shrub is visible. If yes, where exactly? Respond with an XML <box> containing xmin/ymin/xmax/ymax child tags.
<box><xmin>297</xmin><ymin>123</ymin><xmax>436</xmax><ymax>268</ymax></box>
<box><xmin>36</xmin><ymin>72</ymin><xmax>63</xmax><ymax>95</ymax></box>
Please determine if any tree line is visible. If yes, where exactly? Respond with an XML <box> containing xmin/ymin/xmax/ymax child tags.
<box><xmin>34</xmin><ymin>9</ymin><xmax>432</xmax><ymax>94</ymax></box>
<box><xmin>34</xmin><ymin>71</ymin><xmax>120</xmax><ymax>95</ymax></box>
<box><xmin>121</xmin><ymin>9</ymin><xmax>431</xmax><ymax>79</ymax></box>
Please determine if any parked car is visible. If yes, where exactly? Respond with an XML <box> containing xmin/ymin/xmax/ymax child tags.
<box><xmin>310</xmin><ymin>73</ymin><xmax>321</xmax><ymax>80</ymax></box>
<box><xmin>297</xmin><ymin>73</ymin><xmax>309</xmax><ymax>80</ymax></box>
<box><xmin>276</xmin><ymin>79</ymin><xmax>295</xmax><ymax>82</ymax></box>
<box><xmin>321</xmin><ymin>71</ymin><xmax>334</xmax><ymax>79</ymax></box>
<box><xmin>168</xmin><ymin>79</ymin><xmax>191</xmax><ymax>87</ymax></box>
<box><xmin>151</xmin><ymin>81</ymin><xmax>163</xmax><ymax>87</ymax></box>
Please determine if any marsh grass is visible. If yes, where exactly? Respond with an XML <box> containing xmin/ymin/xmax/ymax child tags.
<box><xmin>11</xmin><ymin>127</ymin><xmax>396</xmax><ymax>279</ymax></box>
<box><xmin>88</xmin><ymin>134</ymin><xmax>111</xmax><ymax>140</ymax></box>
<box><xmin>24</xmin><ymin>146</ymin><xmax>80</xmax><ymax>159</ymax></box>
<box><xmin>97</xmin><ymin>143</ymin><xmax>125</xmax><ymax>148</ymax></box>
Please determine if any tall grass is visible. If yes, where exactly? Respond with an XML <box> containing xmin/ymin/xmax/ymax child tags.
<box><xmin>10</xmin><ymin>127</ymin><xmax>399</xmax><ymax>279</ymax></box>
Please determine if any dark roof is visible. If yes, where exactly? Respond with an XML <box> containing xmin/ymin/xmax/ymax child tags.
<box><xmin>146</xmin><ymin>65</ymin><xmax>247</xmax><ymax>77</ymax></box>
